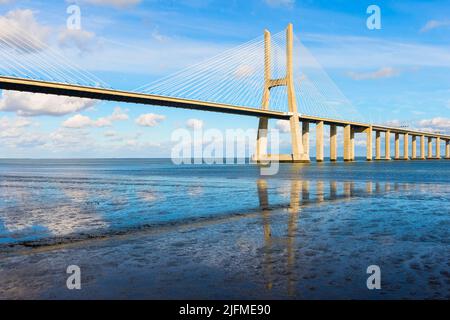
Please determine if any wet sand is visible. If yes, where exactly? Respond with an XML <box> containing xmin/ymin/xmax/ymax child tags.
<box><xmin>1</xmin><ymin>180</ymin><xmax>449</xmax><ymax>299</ymax></box>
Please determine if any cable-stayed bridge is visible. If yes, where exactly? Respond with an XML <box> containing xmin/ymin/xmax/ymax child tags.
<box><xmin>0</xmin><ymin>23</ymin><xmax>449</xmax><ymax>162</ymax></box>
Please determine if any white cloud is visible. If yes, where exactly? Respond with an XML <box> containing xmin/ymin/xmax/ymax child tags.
<box><xmin>0</xmin><ymin>116</ymin><xmax>31</xmax><ymax>129</ymax></box>
<box><xmin>84</xmin><ymin>0</ymin><xmax>141</xmax><ymax>8</ymax></box>
<box><xmin>347</xmin><ymin>67</ymin><xmax>400</xmax><ymax>80</ymax></box>
<box><xmin>13</xmin><ymin>133</ymin><xmax>46</xmax><ymax>148</ymax></box>
<box><xmin>0</xmin><ymin>9</ymin><xmax>50</xmax><ymax>52</ymax></box>
<box><xmin>418</xmin><ymin>117</ymin><xmax>450</xmax><ymax>130</ymax></box>
<box><xmin>0</xmin><ymin>121</ymin><xmax>165</xmax><ymax>155</ymax></box>
<box><xmin>0</xmin><ymin>116</ymin><xmax>32</xmax><ymax>139</ymax></box>
<box><xmin>44</xmin><ymin>128</ymin><xmax>95</xmax><ymax>151</ymax></box>
<box><xmin>0</xmin><ymin>91</ymin><xmax>96</xmax><ymax>116</ymax></box>
<box><xmin>186</xmin><ymin>118</ymin><xmax>204</xmax><ymax>130</ymax></box>
<box><xmin>420</xmin><ymin>20</ymin><xmax>450</xmax><ymax>33</ymax></box>
<box><xmin>62</xmin><ymin>107</ymin><xmax>129</xmax><ymax>129</ymax></box>
<box><xmin>94</xmin><ymin>117</ymin><xmax>112</xmax><ymax>128</ymax></box>
<box><xmin>58</xmin><ymin>29</ymin><xmax>97</xmax><ymax>53</ymax></box>
<box><xmin>62</xmin><ymin>114</ymin><xmax>96</xmax><ymax>129</ymax></box>
<box><xmin>275</xmin><ymin>120</ymin><xmax>290</xmax><ymax>133</ymax></box>
<box><xmin>0</xmin><ymin>116</ymin><xmax>48</xmax><ymax>150</ymax></box>
<box><xmin>109</xmin><ymin>106</ymin><xmax>129</xmax><ymax>121</ymax></box>
<box><xmin>135</xmin><ymin>113</ymin><xmax>165</xmax><ymax>127</ymax></box>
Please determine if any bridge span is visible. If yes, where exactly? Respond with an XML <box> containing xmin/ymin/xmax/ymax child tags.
<box><xmin>1</xmin><ymin>75</ymin><xmax>449</xmax><ymax>163</ymax></box>
<box><xmin>1</xmin><ymin>23</ymin><xmax>449</xmax><ymax>163</ymax></box>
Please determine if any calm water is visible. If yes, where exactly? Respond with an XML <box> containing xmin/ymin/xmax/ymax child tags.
<box><xmin>0</xmin><ymin>158</ymin><xmax>449</xmax><ymax>299</ymax></box>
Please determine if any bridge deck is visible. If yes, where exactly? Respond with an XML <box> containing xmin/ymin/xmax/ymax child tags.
<box><xmin>1</xmin><ymin>76</ymin><xmax>449</xmax><ymax>140</ymax></box>
<box><xmin>0</xmin><ymin>76</ymin><xmax>287</xmax><ymax>119</ymax></box>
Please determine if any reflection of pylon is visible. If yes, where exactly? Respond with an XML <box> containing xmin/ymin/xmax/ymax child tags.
<box><xmin>253</xmin><ymin>24</ymin><xmax>310</xmax><ymax>163</ymax></box>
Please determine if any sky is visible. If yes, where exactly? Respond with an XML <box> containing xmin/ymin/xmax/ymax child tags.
<box><xmin>0</xmin><ymin>0</ymin><xmax>450</xmax><ymax>158</ymax></box>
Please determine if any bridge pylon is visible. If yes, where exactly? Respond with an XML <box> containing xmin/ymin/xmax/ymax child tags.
<box><xmin>253</xmin><ymin>23</ymin><xmax>310</xmax><ymax>163</ymax></box>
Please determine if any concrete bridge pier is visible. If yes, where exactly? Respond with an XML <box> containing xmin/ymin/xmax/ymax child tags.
<box><xmin>404</xmin><ymin>133</ymin><xmax>409</xmax><ymax>160</ymax></box>
<box><xmin>343</xmin><ymin>124</ymin><xmax>354</xmax><ymax>161</ymax></box>
<box><xmin>446</xmin><ymin>140</ymin><xmax>450</xmax><ymax>159</ymax></box>
<box><xmin>365</xmin><ymin>126</ymin><xmax>373</xmax><ymax>161</ymax></box>
<box><xmin>330</xmin><ymin>125</ymin><xmax>337</xmax><ymax>161</ymax></box>
<box><xmin>316</xmin><ymin>121</ymin><xmax>324</xmax><ymax>162</ymax></box>
<box><xmin>427</xmin><ymin>137</ymin><xmax>433</xmax><ymax>159</ymax></box>
<box><xmin>256</xmin><ymin>118</ymin><xmax>268</xmax><ymax>161</ymax></box>
<box><xmin>350</xmin><ymin>127</ymin><xmax>355</xmax><ymax>161</ymax></box>
<box><xmin>394</xmin><ymin>133</ymin><xmax>409</xmax><ymax>160</ymax></box>
<box><xmin>302</xmin><ymin>122</ymin><xmax>310</xmax><ymax>159</ymax></box>
<box><xmin>385</xmin><ymin>130</ymin><xmax>391</xmax><ymax>160</ymax></box>
<box><xmin>412</xmin><ymin>135</ymin><xmax>417</xmax><ymax>159</ymax></box>
<box><xmin>289</xmin><ymin>114</ymin><xmax>307</xmax><ymax>162</ymax></box>
<box><xmin>436</xmin><ymin>137</ymin><xmax>441</xmax><ymax>159</ymax></box>
<box><xmin>350</xmin><ymin>126</ymin><xmax>372</xmax><ymax>161</ymax></box>
<box><xmin>394</xmin><ymin>133</ymin><xmax>400</xmax><ymax>160</ymax></box>
<box><xmin>375</xmin><ymin>131</ymin><xmax>381</xmax><ymax>160</ymax></box>
<box><xmin>420</xmin><ymin>135</ymin><xmax>426</xmax><ymax>160</ymax></box>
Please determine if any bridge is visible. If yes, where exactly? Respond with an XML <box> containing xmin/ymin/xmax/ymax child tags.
<box><xmin>0</xmin><ymin>23</ymin><xmax>449</xmax><ymax>162</ymax></box>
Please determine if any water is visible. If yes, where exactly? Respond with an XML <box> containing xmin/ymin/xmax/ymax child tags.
<box><xmin>0</xmin><ymin>158</ymin><xmax>448</xmax><ymax>299</ymax></box>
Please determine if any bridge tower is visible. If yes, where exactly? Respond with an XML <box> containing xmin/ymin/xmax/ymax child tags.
<box><xmin>254</xmin><ymin>24</ymin><xmax>310</xmax><ymax>163</ymax></box>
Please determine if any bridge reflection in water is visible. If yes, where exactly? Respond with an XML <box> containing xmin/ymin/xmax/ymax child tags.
<box><xmin>255</xmin><ymin>177</ymin><xmax>411</xmax><ymax>296</ymax></box>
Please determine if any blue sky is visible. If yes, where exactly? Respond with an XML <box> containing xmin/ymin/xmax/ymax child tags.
<box><xmin>0</xmin><ymin>0</ymin><xmax>450</xmax><ymax>158</ymax></box>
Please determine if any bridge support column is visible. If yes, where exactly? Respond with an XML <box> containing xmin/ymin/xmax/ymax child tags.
<box><xmin>375</xmin><ymin>131</ymin><xmax>381</xmax><ymax>160</ymax></box>
<box><xmin>256</xmin><ymin>118</ymin><xmax>269</xmax><ymax>160</ymax></box>
<box><xmin>446</xmin><ymin>140</ymin><xmax>450</xmax><ymax>159</ymax></box>
<box><xmin>366</xmin><ymin>126</ymin><xmax>372</xmax><ymax>161</ymax></box>
<box><xmin>404</xmin><ymin>133</ymin><xmax>409</xmax><ymax>160</ymax></box>
<box><xmin>289</xmin><ymin>116</ymin><xmax>306</xmax><ymax>162</ymax></box>
<box><xmin>316</xmin><ymin>121</ymin><xmax>324</xmax><ymax>162</ymax></box>
<box><xmin>412</xmin><ymin>136</ymin><xmax>417</xmax><ymax>159</ymax></box>
<box><xmin>436</xmin><ymin>137</ymin><xmax>441</xmax><ymax>159</ymax></box>
<box><xmin>428</xmin><ymin>137</ymin><xmax>433</xmax><ymax>159</ymax></box>
<box><xmin>344</xmin><ymin>124</ymin><xmax>353</xmax><ymax>161</ymax></box>
<box><xmin>394</xmin><ymin>133</ymin><xmax>400</xmax><ymax>160</ymax></box>
<box><xmin>330</xmin><ymin>125</ymin><xmax>337</xmax><ymax>161</ymax></box>
<box><xmin>420</xmin><ymin>135</ymin><xmax>426</xmax><ymax>159</ymax></box>
<box><xmin>302</xmin><ymin>122</ymin><xmax>309</xmax><ymax>158</ymax></box>
<box><xmin>385</xmin><ymin>130</ymin><xmax>391</xmax><ymax>160</ymax></box>
<box><xmin>350</xmin><ymin>128</ymin><xmax>355</xmax><ymax>160</ymax></box>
